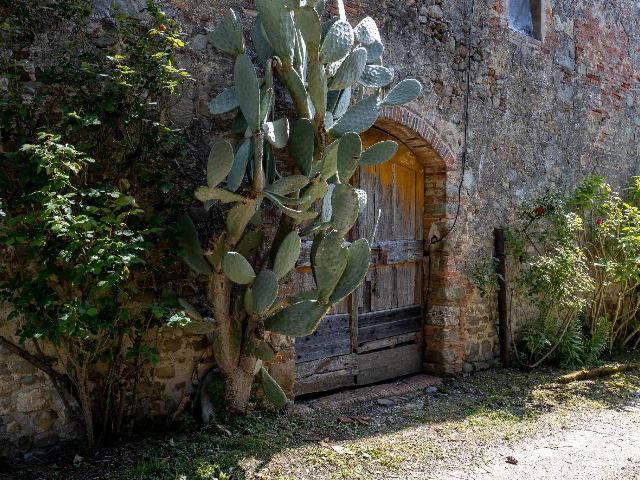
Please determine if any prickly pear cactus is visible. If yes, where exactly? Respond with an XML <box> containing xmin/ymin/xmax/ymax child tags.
<box><xmin>178</xmin><ymin>0</ymin><xmax>422</xmax><ymax>412</ymax></box>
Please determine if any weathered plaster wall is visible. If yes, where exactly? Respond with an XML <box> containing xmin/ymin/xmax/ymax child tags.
<box><xmin>2</xmin><ymin>0</ymin><xmax>639</xmax><ymax>457</ymax></box>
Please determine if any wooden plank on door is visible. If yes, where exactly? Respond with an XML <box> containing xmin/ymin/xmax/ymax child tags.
<box><xmin>357</xmin><ymin>343</ymin><xmax>422</xmax><ymax>385</ymax></box>
<box><xmin>295</xmin><ymin>353</ymin><xmax>357</xmax><ymax>395</ymax></box>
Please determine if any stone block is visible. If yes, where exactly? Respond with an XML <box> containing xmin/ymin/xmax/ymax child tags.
<box><xmin>16</xmin><ymin>389</ymin><xmax>48</xmax><ymax>413</ymax></box>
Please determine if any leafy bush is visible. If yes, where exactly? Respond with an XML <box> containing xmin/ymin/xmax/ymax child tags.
<box><xmin>0</xmin><ymin>1</ymin><xmax>189</xmax><ymax>448</ymax></box>
<box><xmin>507</xmin><ymin>176</ymin><xmax>640</xmax><ymax>368</ymax></box>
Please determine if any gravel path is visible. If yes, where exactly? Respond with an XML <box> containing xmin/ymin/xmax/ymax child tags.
<box><xmin>431</xmin><ymin>402</ymin><xmax>640</xmax><ymax>480</ymax></box>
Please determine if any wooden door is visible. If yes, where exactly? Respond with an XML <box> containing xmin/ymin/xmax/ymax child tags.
<box><xmin>294</xmin><ymin>128</ymin><xmax>424</xmax><ymax>395</ymax></box>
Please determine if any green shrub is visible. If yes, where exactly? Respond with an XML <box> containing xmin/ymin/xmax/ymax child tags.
<box><xmin>507</xmin><ymin>176</ymin><xmax>640</xmax><ymax>368</ymax></box>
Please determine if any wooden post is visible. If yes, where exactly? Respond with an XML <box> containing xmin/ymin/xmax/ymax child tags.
<box><xmin>494</xmin><ymin>228</ymin><xmax>511</xmax><ymax>368</ymax></box>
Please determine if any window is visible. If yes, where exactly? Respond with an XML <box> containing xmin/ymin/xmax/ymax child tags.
<box><xmin>508</xmin><ymin>0</ymin><xmax>542</xmax><ymax>40</ymax></box>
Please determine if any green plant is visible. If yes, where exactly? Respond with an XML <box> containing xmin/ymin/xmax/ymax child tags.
<box><xmin>507</xmin><ymin>176</ymin><xmax>640</xmax><ymax>368</ymax></box>
<box><xmin>0</xmin><ymin>1</ymin><xmax>190</xmax><ymax>448</ymax></box>
<box><xmin>176</xmin><ymin>1</ymin><xmax>422</xmax><ymax>414</ymax></box>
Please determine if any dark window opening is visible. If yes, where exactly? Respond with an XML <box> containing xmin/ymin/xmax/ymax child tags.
<box><xmin>508</xmin><ymin>0</ymin><xmax>542</xmax><ymax>40</ymax></box>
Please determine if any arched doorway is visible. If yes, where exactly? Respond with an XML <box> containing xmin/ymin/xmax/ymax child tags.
<box><xmin>294</xmin><ymin>112</ymin><xmax>451</xmax><ymax>395</ymax></box>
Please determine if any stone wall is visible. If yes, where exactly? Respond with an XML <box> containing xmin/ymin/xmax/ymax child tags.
<box><xmin>2</xmin><ymin>0</ymin><xmax>640</xmax><ymax>457</ymax></box>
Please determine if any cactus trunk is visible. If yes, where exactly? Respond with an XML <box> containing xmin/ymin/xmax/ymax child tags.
<box><xmin>224</xmin><ymin>358</ymin><xmax>257</xmax><ymax>414</ymax></box>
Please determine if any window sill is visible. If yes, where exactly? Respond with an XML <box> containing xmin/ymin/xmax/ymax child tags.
<box><xmin>505</xmin><ymin>27</ymin><xmax>543</xmax><ymax>50</ymax></box>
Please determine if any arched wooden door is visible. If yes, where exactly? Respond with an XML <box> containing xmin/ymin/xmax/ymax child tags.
<box><xmin>294</xmin><ymin>128</ymin><xmax>424</xmax><ymax>395</ymax></box>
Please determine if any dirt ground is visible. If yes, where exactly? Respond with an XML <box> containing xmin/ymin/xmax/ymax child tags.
<box><xmin>5</xmin><ymin>364</ymin><xmax>640</xmax><ymax>480</ymax></box>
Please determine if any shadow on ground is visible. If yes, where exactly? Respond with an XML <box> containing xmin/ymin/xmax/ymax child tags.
<box><xmin>6</xmin><ymin>358</ymin><xmax>640</xmax><ymax>480</ymax></box>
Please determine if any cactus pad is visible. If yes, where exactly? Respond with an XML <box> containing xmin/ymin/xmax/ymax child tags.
<box><xmin>256</xmin><ymin>0</ymin><xmax>295</xmax><ymax>66</ymax></box>
<box><xmin>359</xmin><ymin>140</ymin><xmax>398</xmax><ymax>166</ymax></box>
<box><xmin>209</xmin><ymin>87</ymin><xmax>239</xmax><ymax>115</ymax></box>
<box><xmin>359</xmin><ymin>65</ymin><xmax>393</xmax><ymax>88</ymax></box>
<box><xmin>273</xmin><ymin>231</ymin><xmax>302</xmax><ymax>279</ymax></box>
<box><xmin>382</xmin><ymin>78</ymin><xmax>422</xmax><ymax>105</ymax></box>
<box><xmin>259</xmin><ymin>366</ymin><xmax>289</xmax><ymax>407</ymax></box>
<box><xmin>314</xmin><ymin>231</ymin><xmax>348</xmax><ymax>298</ymax></box>
<box><xmin>226</xmin><ymin>138</ymin><xmax>252</xmax><ymax>192</ymax></box>
<box><xmin>329</xmin><ymin>47</ymin><xmax>367</xmax><ymax>90</ymax></box>
<box><xmin>221</xmin><ymin>251</ymin><xmax>256</xmax><ymax>284</ymax></box>
<box><xmin>176</xmin><ymin>215</ymin><xmax>212</xmax><ymax>275</ymax></box>
<box><xmin>288</xmin><ymin>118</ymin><xmax>316</xmax><ymax>176</ymax></box>
<box><xmin>319</xmin><ymin>20</ymin><xmax>354</xmax><ymax>63</ymax></box>
<box><xmin>354</xmin><ymin>16</ymin><xmax>380</xmax><ymax>45</ymax></box>
<box><xmin>263</xmin><ymin>118</ymin><xmax>289</xmax><ymax>149</ymax></box>
<box><xmin>207</xmin><ymin>138</ymin><xmax>235</xmax><ymax>188</ymax></box>
<box><xmin>234</xmin><ymin>54</ymin><xmax>261</xmax><ymax>131</ymax></box>
<box><xmin>266</xmin><ymin>175</ymin><xmax>309</xmax><ymax>195</ymax></box>
<box><xmin>251</xmin><ymin>269</ymin><xmax>278</xmax><ymax>315</ymax></box>
<box><xmin>329</xmin><ymin>93</ymin><xmax>380</xmax><ymax>137</ymax></box>
<box><xmin>331</xmin><ymin>183</ymin><xmax>360</xmax><ymax>235</ymax></box>
<box><xmin>195</xmin><ymin>186</ymin><xmax>245</xmax><ymax>203</ymax></box>
<box><xmin>330</xmin><ymin>238</ymin><xmax>371</xmax><ymax>302</ymax></box>
<box><xmin>337</xmin><ymin>131</ymin><xmax>362</xmax><ymax>181</ymax></box>
<box><xmin>264</xmin><ymin>299</ymin><xmax>329</xmax><ymax>336</ymax></box>
<box><xmin>207</xmin><ymin>9</ymin><xmax>245</xmax><ymax>56</ymax></box>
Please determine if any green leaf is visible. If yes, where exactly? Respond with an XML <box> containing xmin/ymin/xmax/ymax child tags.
<box><xmin>359</xmin><ymin>65</ymin><xmax>393</xmax><ymax>88</ymax></box>
<box><xmin>381</xmin><ymin>79</ymin><xmax>422</xmax><ymax>105</ymax></box>
<box><xmin>207</xmin><ymin>9</ymin><xmax>245</xmax><ymax>55</ymax></box>
<box><xmin>273</xmin><ymin>231</ymin><xmax>302</xmax><ymax>279</ymax></box>
<box><xmin>330</xmin><ymin>183</ymin><xmax>360</xmax><ymax>235</ymax></box>
<box><xmin>314</xmin><ymin>231</ymin><xmax>348</xmax><ymax>298</ymax></box>
<box><xmin>195</xmin><ymin>186</ymin><xmax>245</xmax><ymax>203</ymax></box>
<box><xmin>207</xmin><ymin>139</ymin><xmax>235</xmax><ymax>188</ymax></box>
<box><xmin>288</xmin><ymin>118</ymin><xmax>316</xmax><ymax>176</ymax></box>
<box><xmin>328</xmin><ymin>47</ymin><xmax>367</xmax><ymax>90</ymax></box>
<box><xmin>263</xmin><ymin>300</ymin><xmax>329</xmax><ymax>336</ymax></box>
<box><xmin>251</xmin><ymin>269</ymin><xmax>279</xmax><ymax>315</ymax></box>
<box><xmin>332</xmin><ymin>87</ymin><xmax>351</xmax><ymax>118</ymax></box>
<box><xmin>354</xmin><ymin>16</ymin><xmax>381</xmax><ymax>45</ymax></box>
<box><xmin>176</xmin><ymin>215</ymin><xmax>212</xmax><ymax>275</ymax></box>
<box><xmin>359</xmin><ymin>140</ymin><xmax>398</xmax><ymax>166</ymax></box>
<box><xmin>221</xmin><ymin>251</ymin><xmax>256</xmax><ymax>284</ymax></box>
<box><xmin>263</xmin><ymin>118</ymin><xmax>289</xmax><ymax>149</ymax></box>
<box><xmin>259</xmin><ymin>366</ymin><xmax>288</xmax><ymax>407</ymax></box>
<box><xmin>264</xmin><ymin>192</ymin><xmax>318</xmax><ymax>223</ymax></box>
<box><xmin>252</xmin><ymin>17</ymin><xmax>274</xmax><ymax>66</ymax></box>
<box><xmin>236</xmin><ymin>229</ymin><xmax>264</xmax><ymax>259</ymax></box>
<box><xmin>318</xmin><ymin>139</ymin><xmax>340</xmax><ymax>179</ymax></box>
<box><xmin>226</xmin><ymin>199</ymin><xmax>258</xmax><ymax>242</ymax></box>
<box><xmin>363</xmin><ymin>40</ymin><xmax>384</xmax><ymax>63</ymax></box>
<box><xmin>209</xmin><ymin>87</ymin><xmax>239</xmax><ymax>115</ymax></box>
<box><xmin>319</xmin><ymin>20</ymin><xmax>353</xmax><ymax>63</ymax></box>
<box><xmin>256</xmin><ymin>0</ymin><xmax>295</xmax><ymax>66</ymax></box>
<box><xmin>337</xmin><ymin>132</ymin><xmax>361</xmax><ymax>182</ymax></box>
<box><xmin>266</xmin><ymin>175</ymin><xmax>309</xmax><ymax>195</ymax></box>
<box><xmin>234</xmin><ymin>54</ymin><xmax>261</xmax><ymax>131</ymax></box>
<box><xmin>294</xmin><ymin>6</ymin><xmax>321</xmax><ymax>56</ymax></box>
<box><xmin>226</xmin><ymin>138</ymin><xmax>252</xmax><ymax>192</ymax></box>
<box><xmin>330</xmin><ymin>238</ymin><xmax>371</xmax><ymax>302</ymax></box>
<box><xmin>329</xmin><ymin>94</ymin><xmax>380</xmax><ymax>137</ymax></box>
<box><xmin>308</xmin><ymin>62</ymin><xmax>327</xmax><ymax>124</ymax></box>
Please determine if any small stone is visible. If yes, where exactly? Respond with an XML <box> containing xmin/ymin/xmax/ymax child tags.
<box><xmin>427</xmin><ymin>5</ymin><xmax>444</xmax><ymax>20</ymax></box>
<box><xmin>425</xmin><ymin>386</ymin><xmax>438</xmax><ymax>395</ymax></box>
<box><xmin>376</xmin><ymin>398</ymin><xmax>394</xmax><ymax>407</ymax></box>
<box><xmin>73</xmin><ymin>454</ymin><xmax>84</xmax><ymax>467</ymax></box>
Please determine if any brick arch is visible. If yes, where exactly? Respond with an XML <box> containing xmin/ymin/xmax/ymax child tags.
<box><xmin>373</xmin><ymin>106</ymin><xmax>465</xmax><ymax>375</ymax></box>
